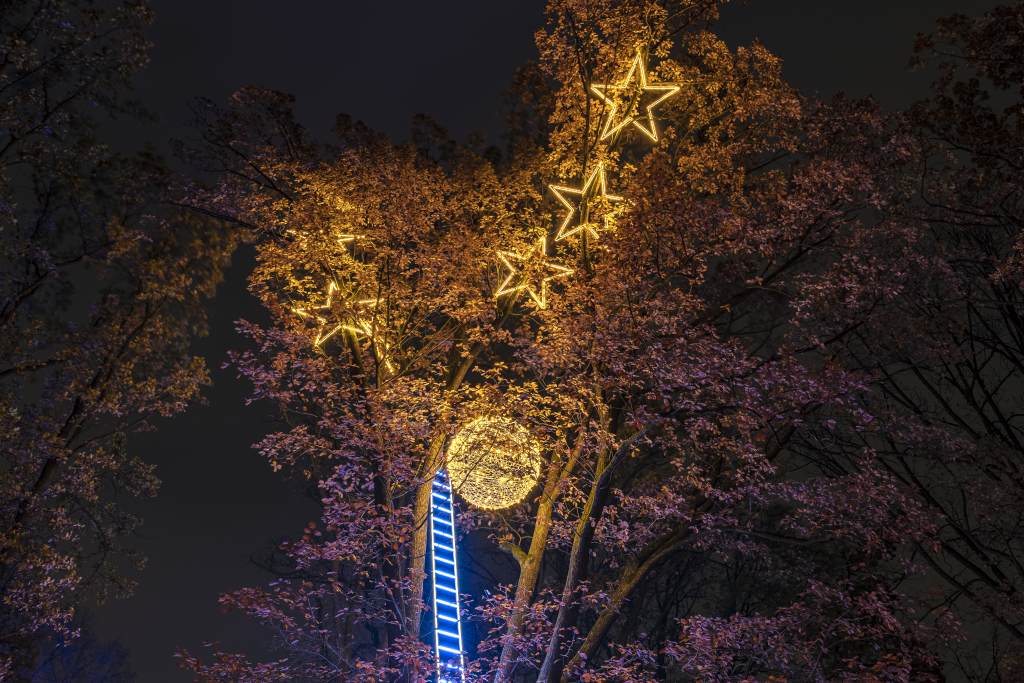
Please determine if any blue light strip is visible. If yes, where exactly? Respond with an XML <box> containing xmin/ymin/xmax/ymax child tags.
<box><xmin>430</xmin><ymin>471</ymin><xmax>465</xmax><ymax>683</ymax></box>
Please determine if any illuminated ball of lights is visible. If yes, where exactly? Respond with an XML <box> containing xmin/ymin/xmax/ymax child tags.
<box><xmin>445</xmin><ymin>416</ymin><xmax>542</xmax><ymax>510</ymax></box>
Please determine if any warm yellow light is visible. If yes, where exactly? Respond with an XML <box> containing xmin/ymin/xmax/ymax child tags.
<box><xmin>342</xmin><ymin>296</ymin><xmax>396</xmax><ymax>372</ymax></box>
<box><xmin>292</xmin><ymin>280</ymin><xmax>344</xmax><ymax>347</ymax></box>
<box><xmin>590</xmin><ymin>48</ymin><xmax>680</xmax><ymax>142</ymax></box>
<box><xmin>446</xmin><ymin>416</ymin><xmax>542</xmax><ymax>510</ymax></box>
<box><xmin>339</xmin><ymin>296</ymin><xmax>382</xmax><ymax>337</ymax></box>
<box><xmin>494</xmin><ymin>237</ymin><xmax>574</xmax><ymax>309</ymax></box>
<box><xmin>293</xmin><ymin>282</ymin><xmax>394</xmax><ymax>369</ymax></box>
<box><xmin>285</xmin><ymin>228</ymin><xmax>359</xmax><ymax>249</ymax></box>
<box><xmin>549</xmin><ymin>163</ymin><xmax>624</xmax><ymax>242</ymax></box>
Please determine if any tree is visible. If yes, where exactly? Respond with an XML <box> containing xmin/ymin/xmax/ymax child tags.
<box><xmin>0</xmin><ymin>0</ymin><xmax>238</xmax><ymax>674</ymax></box>
<box><xmin>815</xmin><ymin>3</ymin><xmax>1024</xmax><ymax>678</ymax></box>
<box><xmin>182</xmin><ymin>1</ymin><xmax>947</xmax><ymax>681</ymax></box>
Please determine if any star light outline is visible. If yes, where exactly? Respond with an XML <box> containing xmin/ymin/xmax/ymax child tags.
<box><xmin>590</xmin><ymin>49</ymin><xmax>681</xmax><ymax>142</ymax></box>
<box><xmin>549</xmin><ymin>163</ymin><xmax>624</xmax><ymax>242</ymax></box>
<box><xmin>292</xmin><ymin>281</ymin><xmax>388</xmax><ymax>361</ymax></box>
<box><xmin>494</xmin><ymin>237</ymin><xmax>574</xmax><ymax>309</ymax></box>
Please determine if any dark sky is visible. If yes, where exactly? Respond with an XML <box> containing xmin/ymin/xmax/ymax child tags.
<box><xmin>92</xmin><ymin>1</ymin><xmax>996</xmax><ymax>680</ymax></box>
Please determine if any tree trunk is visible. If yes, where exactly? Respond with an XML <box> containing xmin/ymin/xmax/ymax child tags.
<box><xmin>560</xmin><ymin>531</ymin><xmax>682</xmax><ymax>681</ymax></box>
<box><xmin>536</xmin><ymin>449</ymin><xmax>612</xmax><ymax>682</ymax></box>
<box><xmin>404</xmin><ymin>434</ymin><xmax>447</xmax><ymax>640</ymax></box>
<box><xmin>493</xmin><ymin>494</ymin><xmax>556</xmax><ymax>682</ymax></box>
<box><xmin>493</xmin><ymin>429</ymin><xmax>588</xmax><ymax>682</ymax></box>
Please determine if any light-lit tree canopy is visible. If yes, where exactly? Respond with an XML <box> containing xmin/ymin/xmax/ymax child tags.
<box><xmin>6</xmin><ymin>0</ymin><xmax>1023</xmax><ymax>680</ymax></box>
<box><xmin>175</xmin><ymin>2</ymin><xmax>956</xmax><ymax>679</ymax></box>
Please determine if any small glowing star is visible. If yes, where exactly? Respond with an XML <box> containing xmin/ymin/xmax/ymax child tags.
<box><xmin>494</xmin><ymin>237</ymin><xmax>574</xmax><ymax>309</ymax></box>
<box><xmin>590</xmin><ymin>49</ymin><xmax>680</xmax><ymax>142</ymax></box>
<box><xmin>549</xmin><ymin>163</ymin><xmax>624</xmax><ymax>242</ymax></box>
<box><xmin>293</xmin><ymin>283</ymin><xmax>392</xmax><ymax>370</ymax></box>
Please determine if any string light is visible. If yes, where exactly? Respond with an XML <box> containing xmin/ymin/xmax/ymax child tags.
<box><xmin>590</xmin><ymin>48</ymin><xmax>680</xmax><ymax>142</ymax></box>
<box><xmin>549</xmin><ymin>163</ymin><xmax>624</xmax><ymax>242</ymax></box>
<box><xmin>445</xmin><ymin>416</ymin><xmax>542</xmax><ymax>510</ymax></box>
<box><xmin>429</xmin><ymin>472</ymin><xmax>466</xmax><ymax>682</ymax></box>
<box><xmin>494</xmin><ymin>237</ymin><xmax>574</xmax><ymax>309</ymax></box>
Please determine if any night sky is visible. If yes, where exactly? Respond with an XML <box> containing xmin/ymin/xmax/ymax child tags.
<box><xmin>92</xmin><ymin>2</ymin><xmax>996</xmax><ymax>679</ymax></box>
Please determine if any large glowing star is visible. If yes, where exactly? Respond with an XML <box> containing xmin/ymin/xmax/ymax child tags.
<box><xmin>590</xmin><ymin>49</ymin><xmax>680</xmax><ymax>142</ymax></box>
<box><xmin>494</xmin><ymin>237</ymin><xmax>573</xmax><ymax>309</ymax></box>
<box><xmin>549</xmin><ymin>163</ymin><xmax>624</xmax><ymax>242</ymax></box>
<box><xmin>445</xmin><ymin>416</ymin><xmax>542</xmax><ymax>510</ymax></box>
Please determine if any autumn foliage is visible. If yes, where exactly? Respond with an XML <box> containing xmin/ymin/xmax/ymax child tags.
<box><xmin>4</xmin><ymin>0</ymin><xmax>1024</xmax><ymax>681</ymax></box>
<box><xmin>173</xmin><ymin>0</ymin><xmax>1024</xmax><ymax>680</ymax></box>
<box><xmin>0</xmin><ymin>0</ymin><xmax>237</xmax><ymax>676</ymax></box>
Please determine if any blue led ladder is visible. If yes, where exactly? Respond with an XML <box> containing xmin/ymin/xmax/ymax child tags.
<box><xmin>430</xmin><ymin>471</ymin><xmax>466</xmax><ymax>682</ymax></box>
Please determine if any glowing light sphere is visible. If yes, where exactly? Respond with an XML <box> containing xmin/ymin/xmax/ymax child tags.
<box><xmin>445</xmin><ymin>416</ymin><xmax>542</xmax><ymax>510</ymax></box>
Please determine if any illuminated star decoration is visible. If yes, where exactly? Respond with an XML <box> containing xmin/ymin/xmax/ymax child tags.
<box><xmin>495</xmin><ymin>237</ymin><xmax>574</xmax><ymax>309</ymax></box>
<box><xmin>549</xmin><ymin>163</ymin><xmax>624</xmax><ymax>242</ymax></box>
<box><xmin>293</xmin><ymin>282</ymin><xmax>393</xmax><ymax>370</ymax></box>
<box><xmin>292</xmin><ymin>280</ymin><xmax>345</xmax><ymax>347</ymax></box>
<box><xmin>590</xmin><ymin>48</ymin><xmax>680</xmax><ymax>142</ymax></box>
